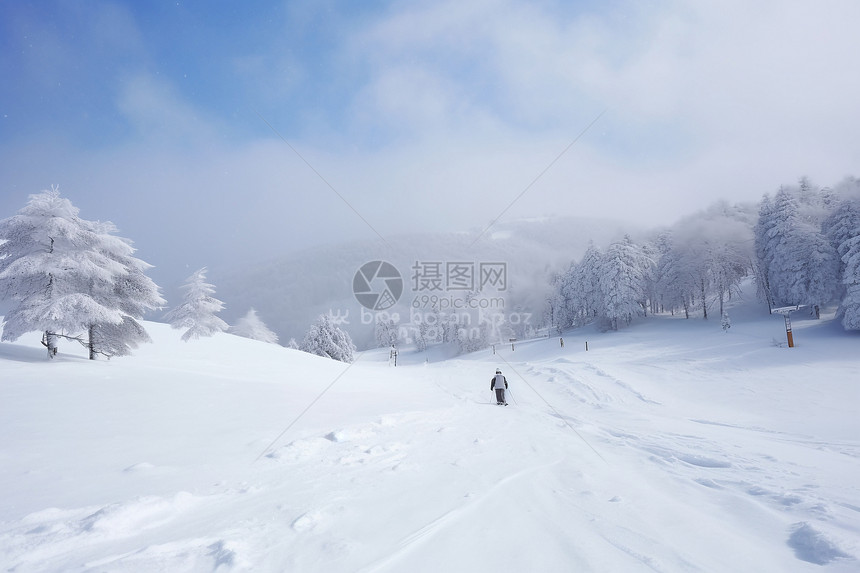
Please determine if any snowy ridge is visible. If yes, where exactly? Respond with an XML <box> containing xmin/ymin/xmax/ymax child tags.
<box><xmin>1</xmin><ymin>303</ymin><xmax>858</xmax><ymax>571</ymax></box>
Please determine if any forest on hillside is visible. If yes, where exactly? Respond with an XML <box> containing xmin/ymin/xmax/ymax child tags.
<box><xmin>547</xmin><ymin>177</ymin><xmax>860</xmax><ymax>333</ymax></box>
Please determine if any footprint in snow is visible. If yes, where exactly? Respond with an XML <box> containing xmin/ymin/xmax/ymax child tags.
<box><xmin>122</xmin><ymin>462</ymin><xmax>156</xmax><ymax>473</ymax></box>
<box><xmin>787</xmin><ymin>522</ymin><xmax>853</xmax><ymax>565</ymax></box>
<box><xmin>291</xmin><ymin>510</ymin><xmax>324</xmax><ymax>532</ymax></box>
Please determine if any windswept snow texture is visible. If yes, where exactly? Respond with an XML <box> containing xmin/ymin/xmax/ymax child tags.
<box><xmin>1</xmin><ymin>305</ymin><xmax>858</xmax><ymax>572</ymax></box>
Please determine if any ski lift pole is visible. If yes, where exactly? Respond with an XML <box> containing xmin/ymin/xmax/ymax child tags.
<box><xmin>774</xmin><ymin>306</ymin><xmax>800</xmax><ymax>348</ymax></box>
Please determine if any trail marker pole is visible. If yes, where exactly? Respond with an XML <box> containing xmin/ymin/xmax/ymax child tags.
<box><xmin>784</xmin><ymin>314</ymin><xmax>794</xmax><ymax>348</ymax></box>
<box><xmin>774</xmin><ymin>306</ymin><xmax>803</xmax><ymax>348</ymax></box>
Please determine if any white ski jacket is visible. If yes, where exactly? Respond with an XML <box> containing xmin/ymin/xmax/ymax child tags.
<box><xmin>491</xmin><ymin>374</ymin><xmax>508</xmax><ymax>390</ymax></box>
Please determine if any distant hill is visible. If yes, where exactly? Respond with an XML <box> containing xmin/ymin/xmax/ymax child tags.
<box><xmin>216</xmin><ymin>216</ymin><xmax>634</xmax><ymax>348</ymax></box>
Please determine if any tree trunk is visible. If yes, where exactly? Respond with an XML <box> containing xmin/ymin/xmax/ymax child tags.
<box><xmin>43</xmin><ymin>331</ymin><xmax>58</xmax><ymax>359</ymax></box>
<box><xmin>88</xmin><ymin>324</ymin><xmax>96</xmax><ymax>360</ymax></box>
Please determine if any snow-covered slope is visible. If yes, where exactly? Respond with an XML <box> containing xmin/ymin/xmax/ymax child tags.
<box><xmin>1</xmin><ymin>304</ymin><xmax>858</xmax><ymax>572</ymax></box>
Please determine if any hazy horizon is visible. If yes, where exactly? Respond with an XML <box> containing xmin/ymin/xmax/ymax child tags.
<box><xmin>3</xmin><ymin>1</ymin><xmax>859</xmax><ymax>288</ymax></box>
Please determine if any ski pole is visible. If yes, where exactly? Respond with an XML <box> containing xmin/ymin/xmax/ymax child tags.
<box><xmin>508</xmin><ymin>389</ymin><xmax>517</xmax><ymax>405</ymax></box>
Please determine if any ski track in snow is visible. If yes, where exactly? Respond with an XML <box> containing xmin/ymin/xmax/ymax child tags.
<box><xmin>1</xmin><ymin>316</ymin><xmax>859</xmax><ymax>572</ymax></box>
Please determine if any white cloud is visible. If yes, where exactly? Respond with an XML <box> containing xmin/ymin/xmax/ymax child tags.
<box><xmin>332</xmin><ymin>0</ymin><xmax>860</xmax><ymax>224</ymax></box>
<box><xmin>116</xmin><ymin>73</ymin><xmax>219</xmax><ymax>144</ymax></box>
<box><xmin>4</xmin><ymin>0</ymin><xmax>860</xmax><ymax>283</ymax></box>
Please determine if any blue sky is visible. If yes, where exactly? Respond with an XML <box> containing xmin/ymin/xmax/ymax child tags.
<box><xmin>2</xmin><ymin>0</ymin><xmax>860</xmax><ymax>286</ymax></box>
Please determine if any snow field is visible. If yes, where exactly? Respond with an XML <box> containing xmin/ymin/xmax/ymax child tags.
<box><xmin>1</xmin><ymin>309</ymin><xmax>858</xmax><ymax>572</ymax></box>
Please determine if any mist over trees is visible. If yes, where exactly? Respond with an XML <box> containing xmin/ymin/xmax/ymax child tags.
<box><xmin>3</xmin><ymin>177</ymin><xmax>858</xmax><ymax>362</ymax></box>
<box><xmin>0</xmin><ymin>189</ymin><xmax>164</xmax><ymax>358</ymax></box>
<box><xmin>551</xmin><ymin>177</ymin><xmax>860</xmax><ymax>332</ymax></box>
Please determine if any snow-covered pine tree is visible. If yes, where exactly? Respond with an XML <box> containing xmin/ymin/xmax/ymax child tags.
<box><xmin>598</xmin><ymin>235</ymin><xmax>650</xmax><ymax>330</ymax></box>
<box><xmin>640</xmin><ymin>240</ymin><xmax>661</xmax><ymax>316</ymax></box>
<box><xmin>300</xmin><ymin>313</ymin><xmax>355</xmax><ymax>362</ymax></box>
<box><xmin>824</xmin><ymin>195</ymin><xmax>860</xmax><ymax>301</ymax></box>
<box><xmin>753</xmin><ymin>194</ymin><xmax>778</xmax><ymax>313</ymax></box>
<box><xmin>796</xmin><ymin>225</ymin><xmax>839</xmax><ymax>314</ymax></box>
<box><xmin>556</xmin><ymin>261</ymin><xmax>578</xmax><ymax>327</ymax></box>
<box><xmin>87</xmin><ymin>220</ymin><xmax>165</xmax><ymax>357</ymax></box>
<box><xmin>839</xmin><ymin>235</ymin><xmax>860</xmax><ymax>330</ymax></box>
<box><xmin>163</xmin><ymin>267</ymin><xmax>228</xmax><ymax>341</ymax></box>
<box><xmin>823</xmin><ymin>192</ymin><xmax>860</xmax><ymax>327</ymax></box>
<box><xmin>721</xmin><ymin>312</ymin><xmax>731</xmax><ymax>333</ymax></box>
<box><xmin>654</xmin><ymin>231</ymin><xmax>695</xmax><ymax>318</ymax></box>
<box><xmin>543</xmin><ymin>272</ymin><xmax>567</xmax><ymax>332</ymax></box>
<box><xmin>763</xmin><ymin>187</ymin><xmax>838</xmax><ymax>310</ymax></box>
<box><xmin>230</xmin><ymin>308</ymin><xmax>279</xmax><ymax>344</ymax></box>
<box><xmin>0</xmin><ymin>189</ymin><xmax>162</xmax><ymax>358</ymax></box>
<box><xmin>579</xmin><ymin>243</ymin><xmax>606</xmax><ymax>323</ymax></box>
<box><xmin>559</xmin><ymin>242</ymin><xmax>603</xmax><ymax>327</ymax></box>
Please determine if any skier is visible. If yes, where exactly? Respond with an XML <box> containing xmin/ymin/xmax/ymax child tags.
<box><xmin>490</xmin><ymin>369</ymin><xmax>508</xmax><ymax>405</ymax></box>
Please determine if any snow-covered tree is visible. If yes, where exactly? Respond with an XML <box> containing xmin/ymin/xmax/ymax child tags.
<box><xmin>753</xmin><ymin>194</ymin><xmax>778</xmax><ymax>312</ymax></box>
<box><xmin>654</xmin><ymin>232</ymin><xmax>696</xmax><ymax>318</ymax></box>
<box><xmin>559</xmin><ymin>242</ymin><xmax>602</xmax><ymax>327</ymax></box>
<box><xmin>374</xmin><ymin>317</ymin><xmax>399</xmax><ymax>348</ymax></box>
<box><xmin>86</xmin><ymin>220</ymin><xmax>165</xmax><ymax>357</ymax></box>
<box><xmin>757</xmin><ymin>187</ymin><xmax>839</xmax><ymax>311</ymax></box>
<box><xmin>0</xmin><ymin>189</ymin><xmax>162</xmax><ymax>358</ymax></box>
<box><xmin>579</xmin><ymin>244</ymin><xmax>605</xmax><ymax>322</ymax></box>
<box><xmin>230</xmin><ymin>308</ymin><xmax>279</xmax><ymax>344</ymax></box>
<box><xmin>598</xmin><ymin>236</ymin><xmax>651</xmax><ymax>330</ymax></box>
<box><xmin>796</xmin><ymin>227</ymin><xmax>839</xmax><ymax>312</ymax></box>
<box><xmin>702</xmin><ymin>234</ymin><xmax>750</xmax><ymax>318</ymax></box>
<box><xmin>300</xmin><ymin>313</ymin><xmax>355</xmax><ymax>362</ymax></box>
<box><xmin>89</xmin><ymin>317</ymin><xmax>153</xmax><ymax>358</ymax></box>
<box><xmin>163</xmin><ymin>267</ymin><xmax>228</xmax><ymax>341</ymax></box>
<box><xmin>660</xmin><ymin>203</ymin><xmax>754</xmax><ymax>320</ymax></box>
<box><xmin>823</xmin><ymin>192</ymin><xmax>860</xmax><ymax>326</ymax></box>
<box><xmin>543</xmin><ymin>275</ymin><xmax>566</xmax><ymax>333</ymax></box>
<box><xmin>840</xmin><ymin>235</ymin><xmax>860</xmax><ymax>330</ymax></box>
<box><xmin>640</xmin><ymin>240</ymin><xmax>661</xmax><ymax>316</ymax></box>
<box><xmin>457</xmin><ymin>321</ymin><xmax>490</xmax><ymax>354</ymax></box>
<box><xmin>824</xmin><ymin>195</ymin><xmax>860</xmax><ymax>295</ymax></box>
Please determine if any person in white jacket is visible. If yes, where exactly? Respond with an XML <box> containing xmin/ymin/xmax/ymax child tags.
<box><xmin>490</xmin><ymin>369</ymin><xmax>508</xmax><ymax>405</ymax></box>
